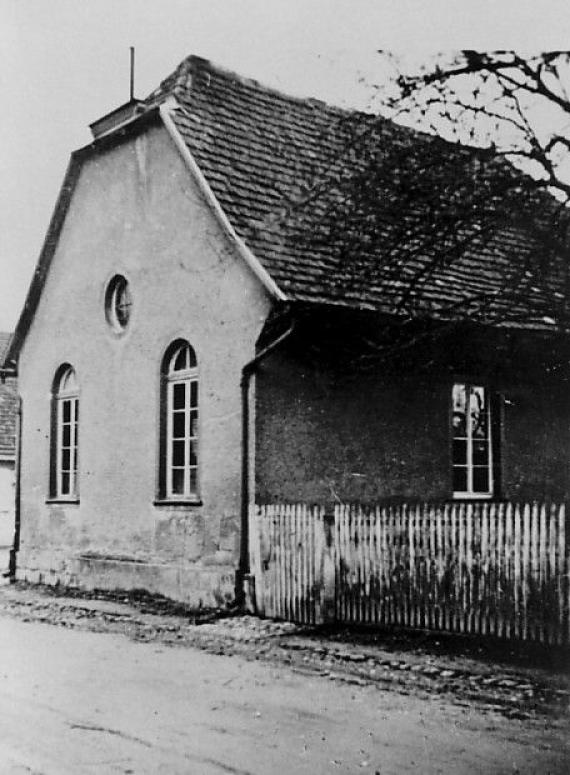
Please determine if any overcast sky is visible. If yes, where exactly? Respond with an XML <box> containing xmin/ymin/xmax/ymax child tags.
<box><xmin>1</xmin><ymin>0</ymin><xmax>569</xmax><ymax>330</ymax></box>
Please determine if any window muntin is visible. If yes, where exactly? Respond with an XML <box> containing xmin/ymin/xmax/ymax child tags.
<box><xmin>105</xmin><ymin>275</ymin><xmax>132</xmax><ymax>331</ymax></box>
<box><xmin>164</xmin><ymin>342</ymin><xmax>199</xmax><ymax>499</ymax></box>
<box><xmin>54</xmin><ymin>366</ymin><xmax>79</xmax><ymax>498</ymax></box>
<box><xmin>452</xmin><ymin>383</ymin><xmax>493</xmax><ymax>497</ymax></box>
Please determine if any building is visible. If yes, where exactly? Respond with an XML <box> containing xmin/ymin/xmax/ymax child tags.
<box><xmin>4</xmin><ymin>56</ymin><xmax>568</xmax><ymax>606</ymax></box>
<box><xmin>0</xmin><ymin>332</ymin><xmax>17</xmax><ymax>566</ymax></box>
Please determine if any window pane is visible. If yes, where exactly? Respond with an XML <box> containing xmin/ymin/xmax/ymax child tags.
<box><xmin>60</xmin><ymin>368</ymin><xmax>78</xmax><ymax>394</ymax></box>
<box><xmin>62</xmin><ymin>400</ymin><xmax>71</xmax><ymax>422</ymax></box>
<box><xmin>453</xmin><ymin>466</ymin><xmax>467</xmax><ymax>493</ymax></box>
<box><xmin>171</xmin><ymin>468</ymin><xmax>185</xmax><ymax>494</ymax></box>
<box><xmin>473</xmin><ymin>467</ymin><xmax>490</xmax><ymax>493</ymax></box>
<box><xmin>190</xmin><ymin>380</ymin><xmax>198</xmax><ymax>407</ymax></box>
<box><xmin>62</xmin><ymin>449</ymin><xmax>71</xmax><ymax>471</ymax></box>
<box><xmin>61</xmin><ymin>472</ymin><xmax>70</xmax><ymax>495</ymax></box>
<box><xmin>452</xmin><ymin>439</ymin><xmax>467</xmax><ymax>465</ymax></box>
<box><xmin>189</xmin><ymin>467</ymin><xmax>197</xmax><ymax>494</ymax></box>
<box><xmin>472</xmin><ymin>440</ymin><xmax>489</xmax><ymax>466</ymax></box>
<box><xmin>189</xmin><ymin>440</ymin><xmax>198</xmax><ymax>466</ymax></box>
<box><xmin>470</xmin><ymin>387</ymin><xmax>487</xmax><ymax>438</ymax></box>
<box><xmin>173</xmin><ymin>412</ymin><xmax>186</xmax><ymax>438</ymax></box>
<box><xmin>190</xmin><ymin>410</ymin><xmax>198</xmax><ymax>437</ymax></box>
<box><xmin>115</xmin><ymin>282</ymin><xmax>132</xmax><ymax>327</ymax></box>
<box><xmin>173</xmin><ymin>346</ymin><xmax>188</xmax><ymax>372</ymax></box>
<box><xmin>172</xmin><ymin>441</ymin><xmax>185</xmax><ymax>466</ymax></box>
<box><xmin>63</xmin><ymin>424</ymin><xmax>71</xmax><ymax>446</ymax></box>
<box><xmin>173</xmin><ymin>383</ymin><xmax>186</xmax><ymax>409</ymax></box>
<box><xmin>452</xmin><ymin>384</ymin><xmax>467</xmax><ymax>437</ymax></box>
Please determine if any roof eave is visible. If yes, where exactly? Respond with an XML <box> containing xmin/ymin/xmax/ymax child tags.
<box><xmin>5</xmin><ymin>153</ymin><xmax>82</xmax><ymax>367</ymax></box>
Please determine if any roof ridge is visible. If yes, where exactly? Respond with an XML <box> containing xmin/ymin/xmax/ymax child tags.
<box><xmin>147</xmin><ymin>53</ymin><xmax>351</xmax><ymax>116</ymax></box>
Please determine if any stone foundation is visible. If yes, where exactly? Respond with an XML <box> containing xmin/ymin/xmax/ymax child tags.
<box><xmin>16</xmin><ymin>550</ymin><xmax>236</xmax><ymax>609</ymax></box>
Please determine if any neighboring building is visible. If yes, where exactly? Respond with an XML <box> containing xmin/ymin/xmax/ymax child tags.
<box><xmin>0</xmin><ymin>332</ymin><xmax>16</xmax><ymax>562</ymax></box>
<box><xmin>4</xmin><ymin>56</ymin><xmax>569</xmax><ymax>606</ymax></box>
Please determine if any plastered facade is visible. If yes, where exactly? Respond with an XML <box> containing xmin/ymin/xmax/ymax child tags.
<box><xmin>16</xmin><ymin>124</ymin><xmax>271</xmax><ymax>605</ymax></box>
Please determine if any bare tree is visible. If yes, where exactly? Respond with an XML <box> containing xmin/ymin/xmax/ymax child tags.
<box><xmin>282</xmin><ymin>51</ymin><xmax>570</xmax><ymax>338</ymax></box>
<box><xmin>382</xmin><ymin>51</ymin><xmax>570</xmax><ymax>200</ymax></box>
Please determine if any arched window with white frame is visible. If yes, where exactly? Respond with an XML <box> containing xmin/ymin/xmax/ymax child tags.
<box><xmin>159</xmin><ymin>341</ymin><xmax>199</xmax><ymax>500</ymax></box>
<box><xmin>51</xmin><ymin>365</ymin><xmax>79</xmax><ymax>499</ymax></box>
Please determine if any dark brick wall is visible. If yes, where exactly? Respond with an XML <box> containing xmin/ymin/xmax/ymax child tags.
<box><xmin>255</xmin><ymin>344</ymin><xmax>569</xmax><ymax>504</ymax></box>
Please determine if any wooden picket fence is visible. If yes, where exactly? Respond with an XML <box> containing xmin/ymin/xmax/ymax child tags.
<box><xmin>249</xmin><ymin>501</ymin><xmax>570</xmax><ymax>644</ymax></box>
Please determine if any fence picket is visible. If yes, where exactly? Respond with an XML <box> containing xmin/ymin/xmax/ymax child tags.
<box><xmin>514</xmin><ymin>504</ymin><xmax>522</xmax><ymax>639</ymax></box>
<box><xmin>495</xmin><ymin>502</ymin><xmax>503</xmax><ymax>638</ymax></box>
<box><xmin>557</xmin><ymin>505</ymin><xmax>566</xmax><ymax>645</ymax></box>
<box><xmin>538</xmin><ymin>503</ymin><xmax>548</xmax><ymax>643</ymax></box>
<box><xmin>253</xmin><ymin>500</ymin><xmax>569</xmax><ymax>644</ymax></box>
<box><xmin>479</xmin><ymin>503</ymin><xmax>486</xmax><ymax>636</ymax></box>
<box><xmin>442</xmin><ymin>502</ymin><xmax>448</xmax><ymax>632</ymax></box>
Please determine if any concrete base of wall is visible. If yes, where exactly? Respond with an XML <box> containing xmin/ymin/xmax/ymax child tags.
<box><xmin>15</xmin><ymin>550</ymin><xmax>237</xmax><ymax>609</ymax></box>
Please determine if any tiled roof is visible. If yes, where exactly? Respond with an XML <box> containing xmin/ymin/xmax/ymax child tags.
<box><xmin>0</xmin><ymin>333</ymin><xmax>16</xmax><ymax>457</ymax></box>
<box><xmin>147</xmin><ymin>56</ymin><xmax>564</xmax><ymax>330</ymax></box>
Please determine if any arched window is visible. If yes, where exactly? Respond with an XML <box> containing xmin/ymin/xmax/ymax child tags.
<box><xmin>51</xmin><ymin>365</ymin><xmax>79</xmax><ymax>499</ymax></box>
<box><xmin>160</xmin><ymin>341</ymin><xmax>199</xmax><ymax>500</ymax></box>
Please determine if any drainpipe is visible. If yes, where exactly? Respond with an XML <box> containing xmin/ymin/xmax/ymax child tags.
<box><xmin>8</xmin><ymin>395</ymin><xmax>21</xmax><ymax>581</ymax></box>
<box><xmin>237</xmin><ymin>317</ymin><xmax>296</xmax><ymax>606</ymax></box>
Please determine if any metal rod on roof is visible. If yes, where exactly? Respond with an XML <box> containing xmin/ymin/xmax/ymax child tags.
<box><xmin>130</xmin><ymin>46</ymin><xmax>135</xmax><ymax>101</ymax></box>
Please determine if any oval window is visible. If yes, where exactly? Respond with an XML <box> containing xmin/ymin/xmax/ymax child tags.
<box><xmin>105</xmin><ymin>275</ymin><xmax>132</xmax><ymax>331</ymax></box>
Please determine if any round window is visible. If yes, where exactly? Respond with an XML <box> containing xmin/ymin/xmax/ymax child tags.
<box><xmin>105</xmin><ymin>275</ymin><xmax>132</xmax><ymax>331</ymax></box>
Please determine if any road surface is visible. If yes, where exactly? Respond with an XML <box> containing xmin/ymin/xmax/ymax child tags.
<box><xmin>0</xmin><ymin>616</ymin><xmax>567</xmax><ymax>774</ymax></box>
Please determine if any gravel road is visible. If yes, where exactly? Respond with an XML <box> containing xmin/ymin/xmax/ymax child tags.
<box><xmin>0</xmin><ymin>583</ymin><xmax>568</xmax><ymax>773</ymax></box>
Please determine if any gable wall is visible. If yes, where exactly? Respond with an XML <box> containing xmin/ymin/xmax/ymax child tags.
<box><xmin>17</xmin><ymin>124</ymin><xmax>272</xmax><ymax>605</ymax></box>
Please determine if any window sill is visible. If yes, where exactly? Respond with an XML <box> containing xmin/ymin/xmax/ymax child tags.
<box><xmin>46</xmin><ymin>497</ymin><xmax>80</xmax><ymax>505</ymax></box>
<box><xmin>452</xmin><ymin>493</ymin><xmax>494</xmax><ymax>501</ymax></box>
<box><xmin>153</xmin><ymin>498</ymin><xmax>203</xmax><ymax>508</ymax></box>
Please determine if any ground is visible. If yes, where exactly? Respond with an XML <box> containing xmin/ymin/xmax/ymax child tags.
<box><xmin>0</xmin><ymin>583</ymin><xmax>568</xmax><ymax>774</ymax></box>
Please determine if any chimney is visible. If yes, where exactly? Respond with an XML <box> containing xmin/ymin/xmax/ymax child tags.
<box><xmin>89</xmin><ymin>100</ymin><xmax>146</xmax><ymax>139</ymax></box>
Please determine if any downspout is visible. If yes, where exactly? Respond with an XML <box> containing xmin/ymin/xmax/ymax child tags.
<box><xmin>237</xmin><ymin>317</ymin><xmax>296</xmax><ymax>606</ymax></box>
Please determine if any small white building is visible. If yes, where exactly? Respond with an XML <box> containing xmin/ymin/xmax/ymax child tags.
<box><xmin>0</xmin><ymin>332</ymin><xmax>16</xmax><ymax>564</ymax></box>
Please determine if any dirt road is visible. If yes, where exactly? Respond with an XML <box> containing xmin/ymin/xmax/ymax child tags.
<box><xmin>0</xmin><ymin>613</ymin><xmax>567</xmax><ymax>774</ymax></box>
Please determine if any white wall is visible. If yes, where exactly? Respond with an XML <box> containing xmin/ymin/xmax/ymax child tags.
<box><xmin>17</xmin><ymin>122</ymin><xmax>272</xmax><ymax>604</ymax></box>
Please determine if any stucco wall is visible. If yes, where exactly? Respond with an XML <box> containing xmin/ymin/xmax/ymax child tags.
<box><xmin>17</xmin><ymin>123</ymin><xmax>271</xmax><ymax>605</ymax></box>
<box><xmin>256</xmin><ymin>349</ymin><xmax>569</xmax><ymax>504</ymax></box>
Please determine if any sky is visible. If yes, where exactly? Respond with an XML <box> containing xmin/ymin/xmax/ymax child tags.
<box><xmin>1</xmin><ymin>0</ymin><xmax>570</xmax><ymax>330</ymax></box>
